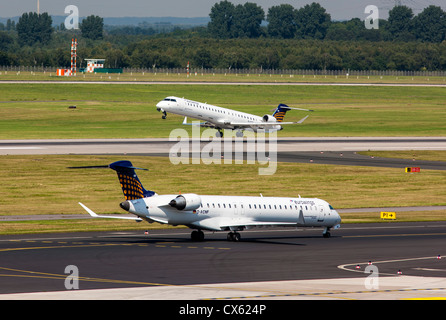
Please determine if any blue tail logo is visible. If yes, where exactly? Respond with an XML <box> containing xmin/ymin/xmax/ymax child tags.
<box><xmin>109</xmin><ymin>161</ymin><xmax>156</xmax><ymax>200</ymax></box>
<box><xmin>272</xmin><ymin>104</ymin><xmax>292</xmax><ymax>122</ymax></box>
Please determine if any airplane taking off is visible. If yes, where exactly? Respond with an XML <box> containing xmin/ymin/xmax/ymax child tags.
<box><xmin>156</xmin><ymin>96</ymin><xmax>313</xmax><ymax>137</ymax></box>
<box><xmin>79</xmin><ymin>161</ymin><xmax>341</xmax><ymax>241</ymax></box>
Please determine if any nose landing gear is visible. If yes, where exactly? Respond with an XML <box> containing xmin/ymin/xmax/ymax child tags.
<box><xmin>157</xmin><ymin>108</ymin><xmax>167</xmax><ymax>119</ymax></box>
<box><xmin>322</xmin><ymin>227</ymin><xmax>331</xmax><ymax>238</ymax></box>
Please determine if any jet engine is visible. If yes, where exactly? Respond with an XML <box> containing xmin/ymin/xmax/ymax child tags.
<box><xmin>169</xmin><ymin>194</ymin><xmax>202</xmax><ymax>211</ymax></box>
<box><xmin>262</xmin><ymin>115</ymin><xmax>277</xmax><ymax>122</ymax></box>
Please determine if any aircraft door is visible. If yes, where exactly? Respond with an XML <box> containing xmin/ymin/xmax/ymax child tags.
<box><xmin>234</xmin><ymin>203</ymin><xmax>244</xmax><ymax>216</ymax></box>
<box><xmin>233</xmin><ymin>203</ymin><xmax>239</xmax><ymax>216</ymax></box>
<box><xmin>317</xmin><ymin>205</ymin><xmax>325</xmax><ymax>222</ymax></box>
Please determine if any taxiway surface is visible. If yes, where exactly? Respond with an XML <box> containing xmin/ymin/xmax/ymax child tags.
<box><xmin>0</xmin><ymin>222</ymin><xmax>445</xmax><ymax>299</ymax></box>
<box><xmin>0</xmin><ymin>137</ymin><xmax>445</xmax><ymax>299</ymax></box>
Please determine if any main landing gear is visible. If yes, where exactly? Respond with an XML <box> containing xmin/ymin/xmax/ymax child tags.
<box><xmin>191</xmin><ymin>230</ymin><xmax>204</xmax><ymax>241</ymax></box>
<box><xmin>227</xmin><ymin>232</ymin><xmax>241</xmax><ymax>242</ymax></box>
<box><xmin>215</xmin><ymin>130</ymin><xmax>244</xmax><ymax>138</ymax></box>
<box><xmin>190</xmin><ymin>230</ymin><xmax>241</xmax><ymax>242</ymax></box>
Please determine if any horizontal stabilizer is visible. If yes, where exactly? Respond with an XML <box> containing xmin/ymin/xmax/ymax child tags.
<box><xmin>79</xmin><ymin>202</ymin><xmax>142</xmax><ymax>221</ymax></box>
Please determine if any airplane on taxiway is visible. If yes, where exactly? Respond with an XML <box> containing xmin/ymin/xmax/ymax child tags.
<box><xmin>156</xmin><ymin>96</ymin><xmax>313</xmax><ymax>137</ymax></box>
<box><xmin>78</xmin><ymin>160</ymin><xmax>341</xmax><ymax>241</ymax></box>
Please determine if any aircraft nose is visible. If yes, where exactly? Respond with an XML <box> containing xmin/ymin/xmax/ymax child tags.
<box><xmin>334</xmin><ymin>210</ymin><xmax>341</xmax><ymax>224</ymax></box>
<box><xmin>156</xmin><ymin>100</ymin><xmax>170</xmax><ymax>111</ymax></box>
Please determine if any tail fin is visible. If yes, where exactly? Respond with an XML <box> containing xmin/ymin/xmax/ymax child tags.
<box><xmin>272</xmin><ymin>104</ymin><xmax>292</xmax><ymax>122</ymax></box>
<box><xmin>109</xmin><ymin>161</ymin><xmax>156</xmax><ymax>200</ymax></box>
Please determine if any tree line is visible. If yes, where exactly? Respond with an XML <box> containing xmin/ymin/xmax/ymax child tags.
<box><xmin>0</xmin><ymin>2</ymin><xmax>445</xmax><ymax>72</ymax></box>
<box><xmin>208</xmin><ymin>1</ymin><xmax>446</xmax><ymax>43</ymax></box>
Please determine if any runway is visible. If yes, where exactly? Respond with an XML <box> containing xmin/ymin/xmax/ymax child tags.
<box><xmin>2</xmin><ymin>137</ymin><xmax>446</xmax><ymax>154</ymax></box>
<box><xmin>0</xmin><ymin>222</ymin><xmax>445</xmax><ymax>300</ymax></box>
<box><xmin>1</xmin><ymin>137</ymin><xmax>445</xmax><ymax>170</ymax></box>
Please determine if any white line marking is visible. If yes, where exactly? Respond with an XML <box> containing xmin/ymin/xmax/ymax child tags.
<box><xmin>0</xmin><ymin>147</ymin><xmax>44</xmax><ymax>150</ymax></box>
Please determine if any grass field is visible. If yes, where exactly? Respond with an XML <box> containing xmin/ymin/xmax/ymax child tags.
<box><xmin>0</xmin><ymin>83</ymin><xmax>445</xmax><ymax>139</ymax></box>
<box><xmin>0</xmin><ymin>80</ymin><xmax>444</xmax><ymax>235</ymax></box>
<box><xmin>1</xmin><ymin>70</ymin><xmax>446</xmax><ymax>84</ymax></box>
<box><xmin>0</xmin><ymin>154</ymin><xmax>444</xmax><ymax>234</ymax></box>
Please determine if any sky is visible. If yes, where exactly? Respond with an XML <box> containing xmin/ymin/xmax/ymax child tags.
<box><xmin>0</xmin><ymin>0</ymin><xmax>444</xmax><ymax>20</ymax></box>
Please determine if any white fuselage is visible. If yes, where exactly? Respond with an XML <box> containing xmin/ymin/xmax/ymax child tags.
<box><xmin>156</xmin><ymin>96</ymin><xmax>282</xmax><ymax>132</ymax></box>
<box><xmin>124</xmin><ymin>194</ymin><xmax>341</xmax><ymax>232</ymax></box>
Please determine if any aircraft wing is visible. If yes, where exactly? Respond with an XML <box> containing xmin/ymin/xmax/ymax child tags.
<box><xmin>182</xmin><ymin>117</ymin><xmax>218</xmax><ymax>128</ymax></box>
<box><xmin>227</xmin><ymin>115</ymin><xmax>310</xmax><ymax>127</ymax></box>
<box><xmin>182</xmin><ymin>115</ymin><xmax>309</xmax><ymax>129</ymax></box>
<box><xmin>79</xmin><ymin>202</ymin><xmax>143</xmax><ymax>222</ymax></box>
<box><xmin>217</xmin><ymin>210</ymin><xmax>305</xmax><ymax>229</ymax></box>
<box><xmin>223</xmin><ymin>221</ymin><xmax>298</xmax><ymax>228</ymax></box>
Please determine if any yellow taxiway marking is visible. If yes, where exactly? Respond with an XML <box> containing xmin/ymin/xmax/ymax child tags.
<box><xmin>0</xmin><ymin>266</ymin><xmax>174</xmax><ymax>287</ymax></box>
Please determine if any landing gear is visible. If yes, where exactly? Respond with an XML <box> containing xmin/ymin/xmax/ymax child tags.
<box><xmin>322</xmin><ymin>227</ymin><xmax>331</xmax><ymax>238</ymax></box>
<box><xmin>191</xmin><ymin>230</ymin><xmax>204</xmax><ymax>241</ymax></box>
<box><xmin>157</xmin><ymin>108</ymin><xmax>167</xmax><ymax>119</ymax></box>
<box><xmin>235</xmin><ymin>130</ymin><xmax>244</xmax><ymax>137</ymax></box>
<box><xmin>227</xmin><ymin>232</ymin><xmax>241</xmax><ymax>242</ymax></box>
<box><xmin>216</xmin><ymin>130</ymin><xmax>223</xmax><ymax>138</ymax></box>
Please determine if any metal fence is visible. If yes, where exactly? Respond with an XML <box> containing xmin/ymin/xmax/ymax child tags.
<box><xmin>1</xmin><ymin>65</ymin><xmax>446</xmax><ymax>77</ymax></box>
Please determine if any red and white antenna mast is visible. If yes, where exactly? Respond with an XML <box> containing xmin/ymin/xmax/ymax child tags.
<box><xmin>71</xmin><ymin>38</ymin><xmax>77</xmax><ymax>76</ymax></box>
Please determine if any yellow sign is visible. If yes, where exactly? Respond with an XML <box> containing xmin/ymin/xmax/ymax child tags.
<box><xmin>381</xmin><ymin>212</ymin><xmax>396</xmax><ymax>220</ymax></box>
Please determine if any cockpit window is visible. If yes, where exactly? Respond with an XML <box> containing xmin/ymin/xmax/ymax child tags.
<box><xmin>163</xmin><ymin>98</ymin><xmax>177</xmax><ymax>102</ymax></box>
